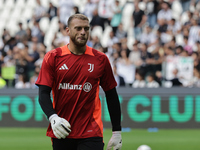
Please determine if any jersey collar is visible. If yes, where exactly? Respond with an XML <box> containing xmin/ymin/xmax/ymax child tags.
<box><xmin>61</xmin><ymin>44</ymin><xmax>94</xmax><ymax>56</ymax></box>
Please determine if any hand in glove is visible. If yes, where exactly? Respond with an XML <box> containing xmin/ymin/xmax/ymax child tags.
<box><xmin>106</xmin><ymin>131</ymin><xmax>122</xmax><ymax>150</ymax></box>
<box><xmin>49</xmin><ymin>114</ymin><xmax>71</xmax><ymax>139</ymax></box>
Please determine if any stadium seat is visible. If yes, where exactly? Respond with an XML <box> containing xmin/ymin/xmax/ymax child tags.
<box><xmin>0</xmin><ymin>19</ymin><xmax>6</xmax><ymax>33</ymax></box>
<box><xmin>122</xmin><ymin>2</ymin><xmax>134</xmax><ymax>32</ymax></box>
<box><xmin>44</xmin><ymin>30</ymin><xmax>55</xmax><ymax>50</ymax></box>
<box><xmin>21</xmin><ymin>7</ymin><xmax>34</xmax><ymax>21</ymax></box>
<box><xmin>163</xmin><ymin>81</ymin><xmax>173</xmax><ymax>88</ymax></box>
<box><xmin>127</xmin><ymin>28</ymin><xmax>135</xmax><ymax>50</ymax></box>
<box><xmin>27</xmin><ymin>19</ymin><xmax>34</xmax><ymax>29</ymax></box>
<box><xmin>0</xmin><ymin>8</ymin><xmax>11</xmax><ymax>22</ymax></box>
<box><xmin>49</xmin><ymin>16</ymin><xmax>59</xmax><ymax>33</ymax></box>
<box><xmin>41</xmin><ymin>0</ymin><xmax>50</xmax><ymax>8</ymax></box>
<box><xmin>73</xmin><ymin>0</ymin><xmax>87</xmax><ymax>6</ymax></box>
<box><xmin>39</xmin><ymin>17</ymin><xmax>50</xmax><ymax>33</ymax></box>
<box><xmin>4</xmin><ymin>0</ymin><xmax>15</xmax><ymax>9</ymax></box>
<box><xmin>175</xmin><ymin>34</ymin><xmax>184</xmax><ymax>46</ymax></box>
<box><xmin>0</xmin><ymin>0</ymin><xmax>5</xmax><ymax>10</ymax></box>
<box><xmin>15</xmin><ymin>0</ymin><xmax>27</xmax><ymax>9</ymax></box>
<box><xmin>73</xmin><ymin>0</ymin><xmax>87</xmax><ymax>13</ymax></box>
<box><xmin>138</xmin><ymin>1</ymin><xmax>146</xmax><ymax>11</ymax></box>
<box><xmin>101</xmin><ymin>25</ymin><xmax>112</xmax><ymax>47</ymax></box>
<box><xmin>172</xmin><ymin>0</ymin><xmax>183</xmax><ymax>20</ymax></box>
<box><xmin>50</xmin><ymin>0</ymin><xmax>59</xmax><ymax>7</ymax></box>
<box><xmin>10</xmin><ymin>7</ymin><xmax>22</xmax><ymax>21</ymax></box>
<box><xmin>119</xmin><ymin>0</ymin><xmax>127</xmax><ymax>6</ymax></box>
<box><xmin>26</xmin><ymin>0</ymin><xmax>37</xmax><ymax>9</ymax></box>
<box><xmin>91</xmin><ymin>26</ymin><xmax>103</xmax><ymax>40</ymax></box>
<box><xmin>180</xmin><ymin>11</ymin><xmax>189</xmax><ymax>25</ymax></box>
<box><xmin>6</xmin><ymin>19</ymin><xmax>19</xmax><ymax>36</ymax></box>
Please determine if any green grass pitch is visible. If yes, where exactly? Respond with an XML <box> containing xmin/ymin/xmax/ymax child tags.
<box><xmin>0</xmin><ymin>128</ymin><xmax>199</xmax><ymax>150</ymax></box>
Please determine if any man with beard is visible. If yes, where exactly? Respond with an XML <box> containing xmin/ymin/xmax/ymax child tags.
<box><xmin>35</xmin><ymin>14</ymin><xmax>122</xmax><ymax>150</ymax></box>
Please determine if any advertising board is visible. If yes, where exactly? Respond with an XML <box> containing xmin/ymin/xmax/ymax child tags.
<box><xmin>0</xmin><ymin>88</ymin><xmax>199</xmax><ymax>128</ymax></box>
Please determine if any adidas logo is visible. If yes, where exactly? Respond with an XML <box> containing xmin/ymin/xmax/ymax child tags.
<box><xmin>59</xmin><ymin>64</ymin><xmax>68</xmax><ymax>70</ymax></box>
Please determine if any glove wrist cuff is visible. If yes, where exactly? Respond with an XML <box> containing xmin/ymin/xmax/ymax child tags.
<box><xmin>112</xmin><ymin>131</ymin><xmax>121</xmax><ymax>135</ymax></box>
<box><xmin>49</xmin><ymin>114</ymin><xmax>58</xmax><ymax>122</ymax></box>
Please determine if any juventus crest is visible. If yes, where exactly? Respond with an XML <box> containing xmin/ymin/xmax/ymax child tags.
<box><xmin>88</xmin><ymin>63</ymin><xmax>94</xmax><ymax>72</ymax></box>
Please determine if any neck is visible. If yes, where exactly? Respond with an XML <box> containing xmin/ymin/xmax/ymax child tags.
<box><xmin>68</xmin><ymin>43</ymin><xmax>86</xmax><ymax>55</ymax></box>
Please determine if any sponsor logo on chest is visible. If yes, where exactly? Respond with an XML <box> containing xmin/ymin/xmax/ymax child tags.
<box><xmin>58</xmin><ymin>82</ymin><xmax>92</xmax><ymax>92</ymax></box>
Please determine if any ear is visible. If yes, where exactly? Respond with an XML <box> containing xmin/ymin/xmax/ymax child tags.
<box><xmin>66</xmin><ymin>27</ymin><xmax>70</xmax><ymax>36</ymax></box>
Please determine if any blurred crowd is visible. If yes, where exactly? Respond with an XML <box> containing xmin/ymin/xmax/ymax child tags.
<box><xmin>0</xmin><ymin>0</ymin><xmax>200</xmax><ymax>89</ymax></box>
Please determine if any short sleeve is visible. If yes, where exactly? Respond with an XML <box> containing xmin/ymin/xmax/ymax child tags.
<box><xmin>35</xmin><ymin>52</ymin><xmax>55</xmax><ymax>88</ymax></box>
<box><xmin>100</xmin><ymin>56</ymin><xmax>117</xmax><ymax>91</ymax></box>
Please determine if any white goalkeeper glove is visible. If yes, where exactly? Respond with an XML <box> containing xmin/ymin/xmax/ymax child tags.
<box><xmin>49</xmin><ymin>114</ymin><xmax>71</xmax><ymax>139</ymax></box>
<box><xmin>106</xmin><ymin>131</ymin><xmax>122</xmax><ymax>150</ymax></box>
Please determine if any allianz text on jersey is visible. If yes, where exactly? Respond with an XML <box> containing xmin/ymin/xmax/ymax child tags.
<box><xmin>58</xmin><ymin>82</ymin><xmax>92</xmax><ymax>92</ymax></box>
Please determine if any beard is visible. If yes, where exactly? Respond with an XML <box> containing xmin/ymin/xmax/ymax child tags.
<box><xmin>71</xmin><ymin>35</ymin><xmax>88</xmax><ymax>47</ymax></box>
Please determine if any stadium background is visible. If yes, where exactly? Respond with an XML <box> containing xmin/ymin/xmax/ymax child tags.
<box><xmin>0</xmin><ymin>0</ymin><xmax>200</xmax><ymax>149</ymax></box>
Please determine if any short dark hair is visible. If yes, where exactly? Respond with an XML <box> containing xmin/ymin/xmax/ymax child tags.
<box><xmin>176</xmin><ymin>45</ymin><xmax>183</xmax><ymax>51</ymax></box>
<box><xmin>67</xmin><ymin>14</ymin><xmax>89</xmax><ymax>27</ymax></box>
<box><xmin>184</xmin><ymin>36</ymin><xmax>188</xmax><ymax>40</ymax></box>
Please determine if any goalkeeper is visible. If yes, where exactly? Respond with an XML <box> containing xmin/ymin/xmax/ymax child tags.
<box><xmin>35</xmin><ymin>14</ymin><xmax>122</xmax><ymax>150</ymax></box>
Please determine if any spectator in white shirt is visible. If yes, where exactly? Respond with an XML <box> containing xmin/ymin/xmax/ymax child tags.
<box><xmin>115</xmin><ymin>23</ymin><xmax>127</xmax><ymax>42</ymax></box>
<box><xmin>58</xmin><ymin>0</ymin><xmax>74</xmax><ymax>25</ymax></box>
<box><xmin>106</xmin><ymin>30</ymin><xmax>119</xmax><ymax>55</ymax></box>
<box><xmin>117</xmin><ymin>50</ymin><xmax>135</xmax><ymax>86</ymax></box>
<box><xmin>140</xmin><ymin>25</ymin><xmax>157</xmax><ymax>46</ymax></box>
<box><xmin>167</xmin><ymin>18</ymin><xmax>182</xmax><ymax>34</ymax></box>
<box><xmin>129</xmin><ymin>42</ymin><xmax>142</xmax><ymax>67</ymax></box>
<box><xmin>188</xmin><ymin>18</ymin><xmax>200</xmax><ymax>46</ymax></box>
<box><xmin>83</xmin><ymin>0</ymin><xmax>97</xmax><ymax>21</ymax></box>
<box><xmin>33</xmin><ymin>0</ymin><xmax>46</xmax><ymax>22</ymax></box>
<box><xmin>132</xmin><ymin>69</ymin><xmax>146</xmax><ymax>88</ymax></box>
<box><xmin>146</xmin><ymin>73</ymin><xmax>160</xmax><ymax>88</ymax></box>
<box><xmin>98</xmin><ymin>0</ymin><xmax>115</xmax><ymax>31</ymax></box>
<box><xmin>15</xmin><ymin>74</ymin><xmax>31</xmax><ymax>89</ymax></box>
<box><xmin>157</xmin><ymin>1</ymin><xmax>172</xmax><ymax>25</ymax></box>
